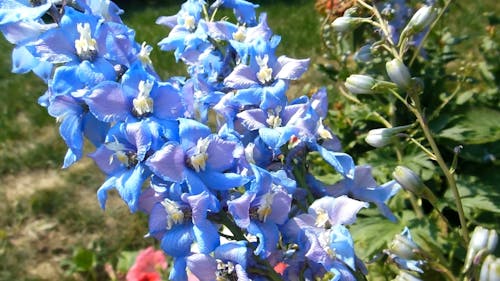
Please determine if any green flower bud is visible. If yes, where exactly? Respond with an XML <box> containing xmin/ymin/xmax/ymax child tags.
<box><xmin>389</xmin><ymin>232</ymin><xmax>420</xmax><ymax>260</ymax></box>
<box><xmin>345</xmin><ymin>74</ymin><xmax>376</xmax><ymax>94</ymax></box>
<box><xmin>331</xmin><ymin>17</ymin><xmax>366</xmax><ymax>33</ymax></box>
<box><xmin>365</xmin><ymin>125</ymin><xmax>412</xmax><ymax>148</ymax></box>
<box><xmin>393</xmin><ymin>166</ymin><xmax>437</xmax><ymax>203</ymax></box>
<box><xmin>386</xmin><ymin>59</ymin><xmax>412</xmax><ymax>89</ymax></box>
<box><xmin>464</xmin><ymin>226</ymin><xmax>498</xmax><ymax>272</ymax></box>
<box><xmin>479</xmin><ymin>255</ymin><xmax>500</xmax><ymax>281</ymax></box>
<box><xmin>402</xmin><ymin>6</ymin><xmax>437</xmax><ymax>36</ymax></box>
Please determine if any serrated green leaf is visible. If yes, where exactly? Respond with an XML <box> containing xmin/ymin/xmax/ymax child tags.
<box><xmin>439</xmin><ymin>107</ymin><xmax>500</xmax><ymax>144</ymax></box>
<box><xmin>445</xmin><ymin>174</ymin><xmax>500</xmax><ymax>217</ymax></box>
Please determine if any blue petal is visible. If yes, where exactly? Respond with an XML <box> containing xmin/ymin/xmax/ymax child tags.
<box><xmin>198</xmin><ymin>171</ymin><xmax>248</xmax><ymax>191</ymax></box>
<box><xmin>193</xmin><ymin>220</ymin><xmax>220</xmax><ymax>254</ymax></box>
<box><xmin>169</xmin><ymin>257</ymin><xmax>188</xmax><ymax>281</ymax></box>
<box><xmin>178</xmin><ymin>118</ymin><xmax>211</xmax><ymax>151</ymax></box>
<box><xmin>146</xmin><ymin>142</ymin><xmax>185</xmax><ymax>182</ymax></box>
<box><xmin>115</xmin><ymin>164</ymin><xmax>149</xmax><ymax>212</ymax></box>
<box><xmin>248</xmin><ymin>221</ymin><xmax>279</xmax><ymax>257</ymax></box>
<box><xmin>312</xmin><ymin>143</ymin><xmax>355</xmax><ymax>178</ymax></box>
<box><xmin>161</xmin><ymin>224</ymin><xmax>194</xmax><ymax>257</ymax></box>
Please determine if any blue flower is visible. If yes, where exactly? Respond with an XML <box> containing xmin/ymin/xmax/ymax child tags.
<box><xmin>146</xmin><ymin>118</ymin><xmax>248</xmax><ymax>195</ymax></box>
<box><xmin>90</xmin><ymin>121</ymin><xmax>160</xmax><ymax>212</ymax></box>
<box><xmin>224</xmin><ymin>36</ymin><xmax>310</xmax><ymax>110</ymax></box>
<box><xmin>324</xmin><ymin>165</ymin><xmax>401</xmax><ymax>221</ymax></box>
<box><xmin>210</xmin><ymin>0</ymin><xmax>259</xmax><ymax>26</ymax></box>
<box><xmin>85</xmin><ymin>62</ymin><xmax>186</xmax><ymax>123</ymax></box>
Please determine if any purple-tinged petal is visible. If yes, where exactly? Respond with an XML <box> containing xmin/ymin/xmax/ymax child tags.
<box><xmin>215</xmin><ymin>241</ymin><xmax>249</xmax><ymax>269</ymax></box>
<box><xmin>228</xmin><ymin>192</ymin><xmax>255</xmax><ymax>228</ymax></box>
<box><xmin>266</xmin><ymin>191</ymin><xmax>292</xmax><ymax>225</ymax></box>
<box><xmin>310</xmin><ymin>196</ymin><xmax>368</xmax><ymax>226</ymax></box>
<box><xmin>124</xmin><ymin>122</ymin><xmax>152</xmax><ymax>162</ymax></box>
<box><xmin>161</xmin><ymin>224</ymin><xmax>194</xmax><ymax>257</ymax></box>
<box><xmin>88</xmin><ymin>145</ymin><xmax>123</xmax><ymax>175</ymax></box>
<box><xmin>187</xmin><ymin>254</ymin><xmax>217</xmax><ymax>281</ymax></box>
<box><xmin>29</xmin><ymin>28</ymin><xmax>76</xmax><ymax>63</ymax></box>
<box><xmin>237</xmin><ymin>108</ymin><xmax>268</xmax><ymax>130</ymax></box>
<box><xmin>149</xmin><ymin>203</ymin><xmax>168</xmax><ymax>238</ymax></box>
<box><xmin>0</xmin><ymin>0</ymin><xmax>52</xmax><ymax>25</ymax></box>
<box><xmin>225</xmin><ymin>64</ymin><xmax>259</xmax><ymax>89</ymax></box>
<box><xmin>86</xmin><ymin>81</ymin><xmax>131</xmax><ymax>122</ymax></box>
<box><xmin>139</xmin><ymin>187</ymin><xmax>162</xmax><ymax>214</ymax></box>
<box><xmin>311</xmin><ymin>87</ymin><xmax>328</xmax><ymax>118</ymax></box>
<box><xmin>206</xmin><ymin>137</ymin><xmax>237</xmax><ymax>171</ymax></box>
<box><xmin>153</xmin><ymin>82</ymin><xmax>185</xmax><ymax>119</ymax></box>
<box><xmin>146</xmin><ymin>142</ymin><xmax>185</xmax><ymax>182</ymax></box>
<box><xmin>274</xmin><ymin>56</ymin><xmax>310</xmax><ymax>80</ymax></box>
<box><xmin>156</xmin><ymin>15</ymin><xmax>178</xmax><ymax>28</ymax></box>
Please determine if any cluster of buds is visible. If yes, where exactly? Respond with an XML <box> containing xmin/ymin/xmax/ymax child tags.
<box><xmin>463</xmin><ymin>226</ymin><xmax>498</xmax><ymax>273</ymax></box>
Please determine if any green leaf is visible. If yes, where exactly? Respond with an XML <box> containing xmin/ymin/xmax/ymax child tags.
<box><xmin>72</xmin><ymin>247</ymin><xmax>96</xmax><ymax>272</ymax></box>
<box><xmin>445</xmin><ymin>173</ymin><xmax>500</xmax><ymax>222</ymax></box>
<box><xmin>439</xmin><ymin>107</ymin><xmax>500</xmax><ymax>144</ymax></box>
<box><xmin>116</xmin><ymin>250</ymin><xmax>139</xmax><ymax>273</ymax></box>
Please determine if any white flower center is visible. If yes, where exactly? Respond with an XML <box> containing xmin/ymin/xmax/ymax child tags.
<box><xmin>133</xmin><ymin>80</ymin><xmax>154</xmax><ymax>116</ymax></box>
<box><xmin>161</xmin><ymin>199</ymin><xmax>185</xmax><ymax>230</ymax></box>
<box><xmin>190</xmin><ymin>138</ymin><xmax>210</xmax><ymax>172</ymax></box>
<box><xmin>257</xmin><ymin>192</ymin><xmax>275</xmax><ymax>222</ymax></box>
<box><xmin>232</xmin><ymin>26</ymin><xmax>247</xmax><ymax>42</ymax></box>
<box><xmin>183</xmin><ymin>13</ymin><xmax>196</xmax><ymax>30</ymax></box>
<box><xmin>75</xmin><ymin>23</ymin><xmax>98</xmax><ymax>60</ymax></box>
<box><xmin>256</xmin><ymin>55</ymin><xmax>273</xmax><ymax>84</ymax></box>
<box><xmin>138</xmin><ymin>42</ymin><xmax>153</xmax><ymax>66</ymax></box>
<box><xmin>266</xmin><ymin>107</ymin><xmax>282</xmax><ymax>128</ymax></box>
<box><xmin>317</xmin><ymin>119</ymin><xmax>333</xmax><ymax>139</ymax></box>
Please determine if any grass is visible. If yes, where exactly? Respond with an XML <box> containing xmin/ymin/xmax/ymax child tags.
<box><xmin>0</xmin><ymin>0</ymin><xmax>497</xmax><ymax>280</ymax></box>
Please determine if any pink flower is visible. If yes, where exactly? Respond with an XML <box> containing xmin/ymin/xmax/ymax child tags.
<box><xmin>126</xmin><ymin>247</ymin><xmax>168</xmax><ymax>281</ymax></box>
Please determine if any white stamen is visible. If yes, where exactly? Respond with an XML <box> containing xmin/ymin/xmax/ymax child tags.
<box><xmin>257</xmin><ymin>192</ymin><xmax>275</xmax><ymax>222</ymax></box>
<box><xmin>75</xmin><ymin>23</ymin><xmax>98</xmax><ymax>59</ymax></box>
<box><xmin>133</xmin><ymin>80</ymin><xmax>154</xmax><ymax>116</ymax></box>
<box><xmin>183</xmin><ymin>13</ymin><xmax>196</xmax><ymax>30</ymax></box>
<box><xmin>317</xmin><ymin>119</ymin><xmax>333</xmax><ymax>139</ymax></box>
<box><xmin>138</xmin><ymin>42</ymin><xmax>153</xmax><ymax>66</ymax></box>
<box><xmin>266</xmin><ymin>107</ymin><xmax>282</xmax><ymax>128</ymax></box>
<box><xmin>190</xmin><ymin>138</ymin><xmax>210</xmax><ymax>172</ymax></box>
<box><xmin>256</xmin><ymin>55</ymin><xmax>273</xmax><ymax>84</ymax></box>
<box><xmin>232</xmin><ymin>26</ymin><xmax>247</xmax><ymax>42</ymax></box>
<box><xmin>315</xmin><ymin>208</ymin><xmax>329</xmax><ymax>228</ymax></box>
<box><xmin>161</xmin><ymin>198</ymin><xmax>185</xmax><ymax>230</ymax></box>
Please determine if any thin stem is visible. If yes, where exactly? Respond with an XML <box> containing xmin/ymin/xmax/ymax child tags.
<box><xmin>429</xmin><ymin>82</ymin><xmax>462</xmax><ymax>121</ymax></box>
<box><xmin>429</xmin><ymin>261</ymin><xmax>458</xmax><ymax>281</ymax></box>
<box><xmin>413</xmin><ymin>104</ymin><xmax>469</xmax><ymax>242</ymax></box>
<box><xmin>408</xmin><ymin>137</ymin><xmax>437</xmax><ymax>160</ymax></box>
<box><xmin>409</xmin><ymin>0</ymin><xmax>452</xmax><ymax>66</ymax></box>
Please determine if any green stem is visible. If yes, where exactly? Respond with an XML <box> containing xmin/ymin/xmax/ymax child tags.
<box><xmin>409</xmin><ymin>0</ymin><xmax>452</xmax><ymax>66</ymax></box>
<box><xmin>413</xmin><ymin>105</ymin><xmax>469</xmax><ymax>242</ymax></box>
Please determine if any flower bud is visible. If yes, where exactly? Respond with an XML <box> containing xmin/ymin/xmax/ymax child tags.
<box><xmin>331</xmin><ymin>17</ymin><xmax>366</xmax><ymax>33</ymax></box>
<box><xmin>389</xmin><ymin>227</ymin><xmax>420</xmax><ymax>260</ymax></box>
<box><xmin>386</xmin><ymin>59</ymin><xmax>412</xmax><ymax>89</ymax></box>
<box><xmin>393</xmin><ymin>166</ymin><xmax>437</xmax><ymax>203</ymax></box>
<box><xmin>402</xmin><ymin>6</ymin><xmax>437</xmax><ymax>36</ymax></box>
<box><xmin>463</xmin><ymin>226</ymin><xmax>498</xmax><ymax>272</ymax></box>
<box><xmin>354</xmin><ymin>44</ymin><xmax>373</xmax><ymax>63</ymax></box>
<box><xmin>479</xmin><ymin>255</ymin><xmax>500</xmax><ymax>281</ymax></box>
<box><xmin>365</xmin><ymin>125</ymin><xmax>412</xmax><ymax>148</ymax></box>
<box><xmin>345</xmin><ymin>74</ymin><xmax>376</xmax><ymax>94</ymax></box>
